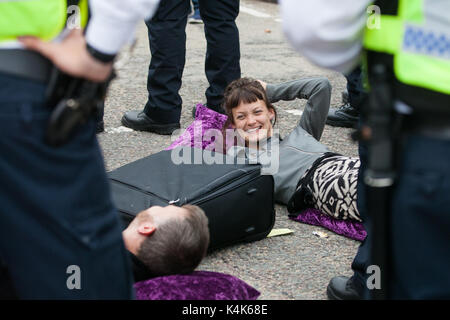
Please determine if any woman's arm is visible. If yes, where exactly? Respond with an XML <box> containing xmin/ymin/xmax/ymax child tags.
<box><xmin>265</xmin><ymin>78</ymin><xmax>331</xmax><ymax>141</ymax></box>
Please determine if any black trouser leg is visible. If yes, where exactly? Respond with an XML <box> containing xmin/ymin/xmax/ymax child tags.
<box><xmin>144</xmin><ymin>0</ymin><xmax>190</xmax><ymax>123</ymax></box>
<box><xmin>350</xmin><ymin>128</ymin><xmax>371</xmax><ymax>299</ymax></box>
<box><xmin>0</xmin><ymin>260</ymin><xmax>17</xmax><ymax>300</ymax></box>
<box><xmin>199</xmin><ymin>0</ymin><xmax>241</xmax><ymax>111</ymax></box>
<box><xmin>345</xmin><ymin>66</ymin><xmax>366</xmax><ymax>112</ymax></box>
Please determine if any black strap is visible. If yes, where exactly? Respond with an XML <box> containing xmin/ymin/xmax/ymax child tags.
<box><xmin>86</xmin><ymin>43</ymin><xmax>116</xmax><ymax>63</ymax></box>
<box><xmin>0</xmin><ymin>49</ymin><xmax>52</xmax><ymax>83</ymax></box>
<box><xmin>373</xmin><ymin>0</ymin><xmax>399</xmax><ymax>15</ymax></box>
<box><xmin>67</xmin><ymin>0</ymin><xmax>81</xmax><ymax>7</ymax></box>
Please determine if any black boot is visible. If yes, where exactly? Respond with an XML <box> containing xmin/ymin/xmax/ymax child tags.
<box><xmin>327</xmin><ymin>276</ymin><xmax>361</xmax><ymax>300</ymax></box>
<box><xmin>96</xmin><ymin>121</ymin><xmax>105</xmax><ymax>134</ymax></box>
<box><xmin>121</xmin><ymin>110</ymin><xmax>180</xmax><ymax>135</ymax></box>
<box><xmin>326</xmin><ymin>103</ymin><xmax>359</xmax><ymax>128</ymax></box>
<box><xmin>342</xmin><ymin>90</ymin><xmax>349</xmax><ymax>105</ymax></box>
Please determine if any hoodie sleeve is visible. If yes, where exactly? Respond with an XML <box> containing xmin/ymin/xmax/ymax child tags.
<box><xmin>279</xmin><ymin>0</ymin><xmax>372</xmax><ymax>75</ymax></box>
<box><xmin>85</xmin><ymin>0</ymin><xmax>160</xmax><ymax>55</ymax></box>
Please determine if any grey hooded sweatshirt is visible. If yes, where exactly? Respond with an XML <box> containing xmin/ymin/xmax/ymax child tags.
<box><xmin>227</xmin><ymin>77</ymin><xmax>332</xmax><ymax>204</ymax></box>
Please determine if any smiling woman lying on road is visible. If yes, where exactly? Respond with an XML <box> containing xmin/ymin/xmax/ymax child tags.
<box><xmin>221</xmin><ymin>77</ymin><xmax>361</xmax><ymax>222</ymax></box>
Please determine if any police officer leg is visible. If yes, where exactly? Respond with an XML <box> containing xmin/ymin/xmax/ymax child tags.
<box><xmin>327</xmin><ymin>126</ymin><xmax>371</xmax><ymax>299</ymax></box>
<box><xmin>390</xmin><ymin>134</ymin><xmax>450</xmax><ymax>299</ymax></box>
<box><xmin>199</xmin><ymin>0</ymin><xmax>241</xmax><ymax>112</ymax></box>
<box><xmin>143</xmin><ymin>0</ymin><xmax>190</xmax><ymax>124</ymax></box>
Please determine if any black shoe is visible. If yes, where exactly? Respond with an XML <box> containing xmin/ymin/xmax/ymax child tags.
<box><xmin>121</xmin><ymin>110</ymin><xmax>180</xmax><ymax>135</ymax></box>
<box><xmin>326</xmin><ymin>103</ymin><xmax>359</xmax><ymax>128</ymax></box>
<box><xmin>327</xmin><ymin>276</ymin><xmax>361</xmax><ymax>300</ymax></box>
<box><xmin>342</xmin><ymin>90</ymin><xmax>349</xmax><ymax>104</ymax></box>
<box><xmin>96</xmin><ymin>121</ymin><xmax>105</xmax><ymax>134</ymax></box>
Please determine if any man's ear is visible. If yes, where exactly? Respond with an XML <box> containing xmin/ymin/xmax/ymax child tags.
<box><xmin>138</xmin><ymin>222</ymin><xmax>156</xmax><ymax>236</ymax></box>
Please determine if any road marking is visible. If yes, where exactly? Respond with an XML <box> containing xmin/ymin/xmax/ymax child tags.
<box><xmin>240</xmin><ymin>5</ymin><xmax>272</xmax><ymax>18</ymax></box>
<box><xmin>284</xmin><ymin>109</ymin><xmax>303</xmax><ymax>116</ymax></box>
<box><xmin>105</xmin><ymin>126</ymin><xmax>134</xmax><ymax>134</ymax></box>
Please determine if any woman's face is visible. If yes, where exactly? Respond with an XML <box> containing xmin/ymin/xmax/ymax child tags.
<box><xmin>231</xmin><ymin>99</ymin><xmax>275</xmax><ymax>144</ymax></box>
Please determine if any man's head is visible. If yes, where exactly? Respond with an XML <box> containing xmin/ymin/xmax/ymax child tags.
<box><xmin>123</xmin><ymin>205</ymin><xmax>210</xmax><ymax>277</ymax></box>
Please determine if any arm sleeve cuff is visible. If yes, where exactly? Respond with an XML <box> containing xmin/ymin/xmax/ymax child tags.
<box><xmin>265</xmin><ymin>84</ymin><xmax>276</xmax><ymax>103</ymax></box>
<box><xmin>85</xmin><ymin>14</ymin><xmax>139</xmax><ymax>55</ymax></box>
<box><xmin>86</xmin><ymin>43</ymin><xmax>116</xmax><ymax>62</ymax></box>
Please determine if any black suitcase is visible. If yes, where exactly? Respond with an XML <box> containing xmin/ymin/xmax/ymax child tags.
<box><xmin>109</xmin><ymin>147</ymin><xmax>276</xmax><ymax>251</ymax></box>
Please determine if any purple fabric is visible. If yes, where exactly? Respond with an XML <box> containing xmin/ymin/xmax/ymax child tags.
<box><xmin>167</xmin><ymin>104</ymin><xmax>367</xmax><ymax>241</ymax></box>
<box><xmin>134</xmin><ymin>271</ymin><xmax>260</xmax><ymax>300</ymax></box>
<box><xmin>290</xmin><ymin>208</ymin><xmax>367</xmax><ymax>242</ymax></box>
<box><xmin>166</xmin><ymin>104</ymin><xmax>229</xmax><ymax>151</ymax></box>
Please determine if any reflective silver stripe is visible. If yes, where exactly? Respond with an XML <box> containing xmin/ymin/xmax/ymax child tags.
<box><xmin>403</xmin><ymin>24</ymin><xmax>450</xmax><ymax>59</ymax></box>
<box><xmin>0</xmin><ymin>41</ymin><xmax>23</xmax><ymax>49</ymax></box>
<box><xmin>403</xmin><ymin>0</ymin><xmax>450</xmax><ymax>59</ymax></box>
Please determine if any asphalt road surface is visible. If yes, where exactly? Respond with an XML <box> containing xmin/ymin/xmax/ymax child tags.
<box><xmin>98</xmin><ymin>0</ymin><xmax>361</xmax><ymax>300</ymax></box>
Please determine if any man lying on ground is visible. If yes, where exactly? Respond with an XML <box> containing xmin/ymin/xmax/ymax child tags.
<box><xmin>123</xmin><ymin>204</ymin><xmax>210</xmax><ymax>281</ymax></box>
<box><xmin>1</xmin><ymin>204</ymin><xmax>210</xmax><ymax>298</ymax></box>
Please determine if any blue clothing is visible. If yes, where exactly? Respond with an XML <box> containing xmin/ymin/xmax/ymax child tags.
<box><xmin>345</xmin><ymin>66</ymin><xmax>366</xmax><ymax>112</ymax></box>
<box><xmin>349</xmin><ymin>136</ymin><xmax>371</xmax><ymax>298</ymax></box>
<box><xmin>0</xmin><ymin>73</ymin><xmax>134</xmax><ymax>299</ymax></box>
<box><xmin>144</xmin><ymin>0</ymin><xmax>241</xmax><ymax>123</ymax></box>
<box><xmin>191</xmin><ymin>0</ymin><xmax>199</xmax><ymax>11</ymax></box>
<box><xmin>351</xmin><ymin>127</ymin><xmax>450</xmax><ymax>299</ymax></box>
<box><xmin>390</xmin><ymin>134</ymin><xmax>450</xmax><ymax>298</ymax></box>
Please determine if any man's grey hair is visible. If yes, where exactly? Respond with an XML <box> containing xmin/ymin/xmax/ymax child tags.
<box><xmin>137</xmin><ymin>205</ymin><xmax>209</xmax><ymax>276</ymax></box>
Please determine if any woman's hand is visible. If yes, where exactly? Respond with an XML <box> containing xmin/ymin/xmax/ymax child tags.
<box><xmin>257</xmin><ymin>80</ymin><xmax>267</xmax><ymax>91</ymax></box>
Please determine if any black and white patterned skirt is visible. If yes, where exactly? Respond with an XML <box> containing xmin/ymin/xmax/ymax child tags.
<box><xmin>298</xmin><ymin>153</ymin><xmax>361</xmax><ymax>222</ymax></box>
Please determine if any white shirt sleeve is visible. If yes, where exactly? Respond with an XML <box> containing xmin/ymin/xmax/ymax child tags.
<box><xmin>279</xmin><ymin>0</ymin><xmax>373</xmax><ymax>74</ymax></box>
<box><xmin>85</xmin><ymin>0</ymin><xmax>160</xmax><ymax>55</ymax></box>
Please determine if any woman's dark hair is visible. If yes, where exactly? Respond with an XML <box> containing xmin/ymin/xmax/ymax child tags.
<box><xmin>220</xmin><ymin>78</ymin><xmax>277</xmax><ymax>152</ymax></box>
<box><xmin>222</xmin><ymin>77</ymin><xmax>277</xmax><ymax>129</ymax></box>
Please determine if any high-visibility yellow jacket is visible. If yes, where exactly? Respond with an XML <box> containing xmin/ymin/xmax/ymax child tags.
<box><xmin>0</xmin><ymin>0</ymin><xmax>88</xmax><ymax>43</ymax></box>
<box><xmin>364</xmin><ymin>0</ymin><xmax>450</xmax><ymax>111</ymax></box>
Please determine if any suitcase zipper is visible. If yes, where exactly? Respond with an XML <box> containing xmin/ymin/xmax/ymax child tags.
<box><xmin>112</xmin><ymin>167</ymin><xmax>261</xmax><ymax>206</ymax></box>
<box><xmin>110</xmin><ymin>178</ymin><xmax>171</xmax><ymax>204</ymax></box>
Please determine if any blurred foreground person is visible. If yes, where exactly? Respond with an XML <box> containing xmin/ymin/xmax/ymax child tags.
<box><xmin>0</xmin><ymin>0</ymin><xmax>160</xmax><ymax>299</ymax></box>
<box><xmin>281</xmin><ymin>0</ymin><xmax>450</xmax><ymax>299</ymax></box>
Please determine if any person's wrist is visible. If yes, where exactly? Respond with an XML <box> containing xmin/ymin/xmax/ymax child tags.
<box><xmin>82</xmin><ymin>45</ymin><xmax>113</xmax><ymax>82</ymax></box>
<box><xmin>86</xmin><ymin>43</ymin><xmax>116</xmax><ymax>63</ymax></box>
